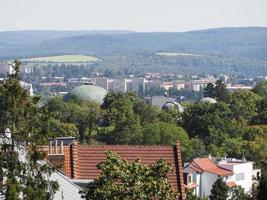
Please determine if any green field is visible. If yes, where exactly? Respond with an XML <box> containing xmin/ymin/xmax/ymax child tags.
<box><xmin>26</xmin><ymin>55</ymin><xmax>98</xmax><ymax>63</ymax></box>
<box><xmin>156</xmin><ymin>52</ymin><xmax>203</xmax><ymax>57</ymax></box>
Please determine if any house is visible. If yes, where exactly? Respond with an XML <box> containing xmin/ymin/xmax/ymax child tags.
<box><xmin>217</xmin><ymin>158</ymin><xmax>261</xmax><ymax>192</ymax></box>
<box><xmin>184</xmin><ymin>157</ymin><xmax>261</xmax><ymax>198</ymax></box>
<box><xmin>37</xmin><ymin>137</ymin><xmax>186</xmax><ymax>200</ymax></box>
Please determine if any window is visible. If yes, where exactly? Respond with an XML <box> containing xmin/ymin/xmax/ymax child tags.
<box><xmin>236</xmin><ymin>173</ymin><xmax>245</xmax><ymax>181</ymax></box>
<box><xmin>188</xmin><ymin>174</ymin><xmax>192</xmax><ymax>184</ymax></box>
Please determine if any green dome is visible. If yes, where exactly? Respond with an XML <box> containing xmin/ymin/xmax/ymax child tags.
<box><xmin>68</xmin><ymin>85</ymin><xmax>107</xmax><ymax>104</ymax></box>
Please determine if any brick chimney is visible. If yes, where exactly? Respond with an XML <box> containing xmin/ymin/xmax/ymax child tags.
<box><xmin>46</xmin><ymin>137</ymin><xmax>78</xmax><ymax>177</ymax></box>
<box><xmin>47</xmin><ymin>139</ymin><xmax>65</xmax><ymax>173</ymax></box>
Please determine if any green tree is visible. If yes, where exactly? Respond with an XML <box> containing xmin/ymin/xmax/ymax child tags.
<box><xmin>252</xmin><ymin>97</ymin><xmax>267</xmax><ymax>124</ymax></box>
<box><xmin>186</xmin><ymin>188</ymin><xmax>208</xmax><ymax>200</ymax></box>
<box><xmin>0</xmin><ymin>60</ymin><xmax>58</xmax><ymax>199</ymax></box>
<box><xmin>214</xmin><ymin>80</ymin><xmax>230</xmax><ymax>102</ymax></box>
<box><xmin>142</xmin><ymin>122</ymin><xmax>189</xmax><ymax>147</ymax></box>
<box><xmin>84</xmin><ymin>151</ymin><xmax>177</xmax><ymax>200</ymax></box>
<box><xmin>209</xmin><ymin>178</ymin><xmax>228</xmax><ymax>200</ymax></box>
<box><xmin>86</xmin><ymin>101</ymin><xmax>101</xmax><ymax>143</ymax></box>
<box><xmin>203</xmin><ymin>80</ymin><xmax>230</xmax><ymax>102</ymax></box>
<box><xmin>204</xmin><ymin>82</ymin><xmax>215</xmax><ymax>98</ymax></box>
<box><xmin>252</xmin><ymin>81</ymin><xmax>267</xmax><ymax>97</ymax></box>
<box><xmin>257</xmin><ymin>172</ymin><xmax>267</xmax><ymax>200</ymax></box>
<box><xmin>229</xmin><ymin>186</ymin><xmax>250</xmax><ymax>200</ymax></box>
<box><xmin>229</xmin><ymin>90</ymin><xmax>261</xmax><ymax>121</ymax></box>
<box><xmin>182</xmin><ymin>102</ymin><xmax>233</xmax><ymax>141</ymax></box>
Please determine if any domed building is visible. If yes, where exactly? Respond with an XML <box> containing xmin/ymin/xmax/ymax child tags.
<box><xmin>66</xmin><ymin>85</ymin><xmax>107</xmax><ymax>104</ymax></box>
<box><xmin>198</xmin><ymin>97</ymin><xmax>217</xmax><ymax>104</ymax></box>
<box><xmin>162</xmin><ymin>101</ymin><xmax>184</xmax><ymax>113</ymax></box>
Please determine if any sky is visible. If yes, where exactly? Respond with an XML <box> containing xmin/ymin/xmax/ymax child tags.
<box><xmin>0</xmin><ymin>0</ymin><xmax>267</xmax><ymax>32</ymax></box>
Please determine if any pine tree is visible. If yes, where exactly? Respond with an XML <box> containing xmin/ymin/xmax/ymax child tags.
<box><xmin>209</xmin><ymin>178</ymin><xmax>228</xmax><ymax>200</ymax></box>
<box><xmin>204</xmin><ymin>82</ymin><xmax>215</xmax><ymax>98</ymax></box>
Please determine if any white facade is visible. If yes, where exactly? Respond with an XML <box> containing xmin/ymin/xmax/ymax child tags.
<box><xmin>132</xmin><ymin>78</ymin><xmax>146</xmax><ymax>94</ymax></box>
<box><xmin>184</xmin><ymin>157</ymin><xmax>260</xmax><ymax>198</ymax></box>
<box><xmin>96</xmin><ymin>78</ymin><xmax>110</xmax><ymax>90</ymax></box>
<box><xmin>113</xmin><ymin>78</ymin><xmax>129</xmax><ymax>92</ymax></box>
<box><xmin>0</xmin><ymin>61</ymin><xmax>13</xmax><ymax>77</ymax></box>
<box><xmin>218</xmin><ymin>160</ymin><xmax>253</xmax><ymax>193</ymax></box>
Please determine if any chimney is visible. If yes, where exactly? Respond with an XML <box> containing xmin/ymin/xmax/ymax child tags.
<box><xmin>55</xmin><ymin>140</ymin><xmax>58</xmax><ymax>154</ymax></box>
<box><xmin>70</xmin><ymin>140</ymin><xmax>79</xmax><ymax>178</ymax></box>
<box><xmin>60</xmin><ymin>141</ymin><xmax>64</xmax><ymax>154</ymax></box>
<box><xmin>49</xmin><ymin>141</ymin><xmax>52</xmax><ymax>154</ymax></box>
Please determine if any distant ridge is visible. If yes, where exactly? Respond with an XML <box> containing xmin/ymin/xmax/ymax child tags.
<box><xmin>1</xmin><ymin>27</ymin><xmax>267</xmax><ymax>76</ymax></box>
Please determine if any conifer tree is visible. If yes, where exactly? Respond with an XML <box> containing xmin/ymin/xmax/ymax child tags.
<box><xmin>209</xmin><ymin>178</ymin><xmax>228</xmax><ymax>200</ymax></box>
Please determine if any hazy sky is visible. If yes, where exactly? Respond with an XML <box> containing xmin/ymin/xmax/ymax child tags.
<box><xmin>1</xmin><ymin>0</ymin><xmax>266</xmax><ymax>32</ymax></box>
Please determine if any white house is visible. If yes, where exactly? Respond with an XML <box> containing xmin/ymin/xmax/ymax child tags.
<box><xmin>183</xmin><ymin>158</ymin><xmax>234</xmax><ymax>197</ymax></box>
<box><xmin>183</xmin><ymin>157</ymin><xmax>260</xmax><ymax>198</ymax></box>
<box><xmin>217</xmin><ymin>158</ymin><xmax>261</xmax><ymax>193</ymax></box>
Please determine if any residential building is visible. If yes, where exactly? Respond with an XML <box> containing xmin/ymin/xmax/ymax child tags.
<box><xmin>184</xmin><ymin>157</ymin><xmax>261</xmax><ymax>198</ymax></box>
<box><xmin>112</xmin><ymin>78</ymin><xmax>131</xmax><ymax>92</ymax></box>
<box><xmin>37</xmin><ymin>137</ymin><xmax>186</xmax><ymax>200</ymax></box>
<box><xmin>96</xmin><ymin>78</ymin><xmax>108</xmax><ymax>90</ymax></box>
<box><xmin>217</xmin><ymin>158</ymin><xmax>260</xmax><ymax>193</ymax></box>
<box><xmin>160</xmin><ymin>82</ymin><xmax>173</xmax><ymax>90</ymax></box>
<box><xmin>132</xmin><ymin>78</ymin><xmax>146</xmax><ymax>94</ymax></box>
<box><xmin>0</xmin><ymin>61</ymin><xmax>13</xmax><ymax>77</ymax></box>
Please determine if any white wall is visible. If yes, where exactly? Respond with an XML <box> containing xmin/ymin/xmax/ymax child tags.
<box><xmin>233</xmin><ymin>163</ymin><xmax>253</xmax><ymax>192</ymax></box>
<box><xmin>219</xmin><ymin>162</ymin><xmax>253</xmax><ymax>192</ymax></box>
<box><xmin>200</xmin><ymin>172</ymin><xmax>218</xmax><ymax>197</ymax></box>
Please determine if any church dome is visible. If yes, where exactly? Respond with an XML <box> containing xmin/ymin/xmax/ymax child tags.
<box><xmin>66</xmin><ymin>85</ymin><xmax>107</xmax><ymax>104</ymax></box>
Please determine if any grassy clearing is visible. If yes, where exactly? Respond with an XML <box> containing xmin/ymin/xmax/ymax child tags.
<box><xmin>26</xmin><ymin>55</ymin><xmax>98</xmax><ymax>63</ymax></box>
<box><xmin>156</xmin><ymin>52</ymin><xmax>203</xmax><ymax>57</ymax></box>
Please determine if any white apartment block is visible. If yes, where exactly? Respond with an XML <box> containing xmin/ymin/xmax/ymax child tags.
<box><xmin>0</xmin><ymin>61</ymin><xmax>13</xmax><ymax>77</ymax></box>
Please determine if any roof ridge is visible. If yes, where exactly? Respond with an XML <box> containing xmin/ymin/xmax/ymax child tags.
<box><xmin>78</xmin><ymin>144</ymin><xmax>174</xmax><ymax>148</ymax></box>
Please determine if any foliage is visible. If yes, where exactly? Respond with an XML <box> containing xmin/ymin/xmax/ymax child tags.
<box><xmin>252</xmin><ymin>81</ymin><xmax>267</xmax><ymax>97</ymax></box>
<box><xmin>84</xmin><ymin>151</ymin><xmax>177</xmax><ymax>200</ymax></box>
<box><xmin>229</xmin><ymin>90</ymin><xmax>261</xmax><ymax>120</ymax></box>
<box><xmin>182</xmin><ymin>102</ymin><xmax>233</xmax><ymax>140</ymax></box>
<box><xmin>251</xmin><ymin>97</ymin><xmax>267</xmax><ymax>124</ymax></box>
<box><xmin>209</xmin><ymin>178</ymin><xmax>228</xmax><ymax>200</ymax></box>
<box><xmin>0</xmin><ymin>60</ymin><xmax>59</xmax><ymax>199</ymax></box>
<box><xmin>186</xmin><ymin>189</ymin><xmax>208</xmax><ymax>200</ymax></box>
<box><xmin>229</xmin><ymin>186</ymin><xmax>250</xmax><ymax>200</ymax></box>
<box><xmin>203</xmin><ymin>80</ymin><xmax>229</xmax><ymax>102</ymax></box>
<box><xmin>257</xmin><ymin>171</ymin><xmax>267</xmax><ymax>200</ymax></box>
<box><xmin>142</xmin><ymin>122</ymin><xmax>188</xmax><ymax>146</ymax></box>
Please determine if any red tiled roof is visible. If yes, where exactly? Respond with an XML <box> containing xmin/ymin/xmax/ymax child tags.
<box><xmin>37</xmin><ymin>141</ymin><xmax>185</xmax><ymax>200</ymax></box>
<box><xmin>78</xmin><ymin>145</ymin><xmax>180</xmax><ymax>190</ymax></box>
<box><xmin>188</xmin><ymin>158</ymin><xmax>233</xmax><ymax>176</ymax></box>
<box><xmin>226</xmin><ymin>181</ymin><xmax>237</xmax><ymax>187</ymax></box>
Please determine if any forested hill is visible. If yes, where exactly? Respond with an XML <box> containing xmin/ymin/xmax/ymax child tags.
<box><xmin>1</xmin><ymin>27</ymin><xmax>267</xmax><ymax>76</ymax></box>
<box><xmin>0</xmin><ymin>27</ymin><xmax>266</xmax><ymax>59</ymax></box>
